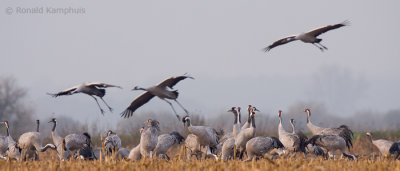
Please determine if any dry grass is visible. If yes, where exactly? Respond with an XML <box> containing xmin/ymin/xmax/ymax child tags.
<box><xmin>1</xmin><ymin>133</ymin><xmax>399</xmax><ymax>171</ymax></box>
<box><xmin>1</xmin><ymin>157</ymin><xmax>400</xmax><ymax>171</ymax></box>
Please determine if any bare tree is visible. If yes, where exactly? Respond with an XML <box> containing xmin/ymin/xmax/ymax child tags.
<box><xmin>0</xmin><ymin>76</ymin><xmax>34</xmax><ymax>136</ymax></box>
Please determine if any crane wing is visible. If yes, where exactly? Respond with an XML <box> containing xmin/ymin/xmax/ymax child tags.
<box><xmin>86</xmin><ymin>82</ymin><xmax>122</xmax><ymax>89</ymax></box>
<box><xmin>306</xmin><ymin>20</ymin><xmax>349</xmax><ymax>37</ymax></box>
<box><xmin>263</xmin><ymin>35</ymin><xmax>297</xmax><ymax>52</ymax></box>
<box><xmin>120</xmin><ymin>91</ymin><xmax>155</xmax><ymax>118</ymax></box>
<box><xmin>47</xmin><ymin>87</ymin><xmax>78</xmax><ymax>97</ymax></box>
<box><xmin>156</xmin><ymin>75</ymin><xmax>194</xmax><ymax>89</ymax></box>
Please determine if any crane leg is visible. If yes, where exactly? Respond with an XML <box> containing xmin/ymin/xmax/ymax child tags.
<box><xmin>317</xmin><ymin>43</ymin><xmax>328</xmax><ymax>50</ymax></box>
<box><xmin>163</xmin><ymin>99</ymin><xmax>180</xmax><ymax>120</ymax></box>
<box><xmin>100</xmin><ymin>97</ymin><xmax>113</xmax><ymax>112</ymax></box>
<box><xmin>312</xmin><ymin>43</ymin><xmax>324</xmax><ymax>51</ymax></box>
<box><xmin>174</xmin><ymin>99</ymin><xmax>189</xmax><ymax>115</ymax></box>
<box><xmin>91</xmin><ymin>96</ymin><xmax>105</xmax><ymax>115</ymax></box>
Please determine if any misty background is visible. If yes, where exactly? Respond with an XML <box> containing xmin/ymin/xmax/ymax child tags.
<box><xmin>1</xmin><ymin>0</ymin><xmax>399</xmax><ymax>141</ymax></box>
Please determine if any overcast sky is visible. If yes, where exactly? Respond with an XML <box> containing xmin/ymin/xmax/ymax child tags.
<box><xmin>1</xmin><ymin>0</ymin><xmax>399</xmax><ymax>128</ymax></box>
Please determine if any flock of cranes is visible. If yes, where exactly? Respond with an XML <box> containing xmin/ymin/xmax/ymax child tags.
<box><xmin>1</xmin><ymin>107</ymin><xmax>400</xmax><ymax>161</ymax></box>
<box><xmin>1</xmin><ymin>20</ymin><xmax>399</xmax><ymax>162</ymax></box>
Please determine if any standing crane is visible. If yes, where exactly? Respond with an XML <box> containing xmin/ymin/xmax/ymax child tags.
<box><xmin>48</xmin><ymin>118</ymin><xmax>72</xmax><ymax>160</ymax></box>
<box><xmin>121</xmin><ymin>75</ymin><xmax>194</xmax><ymax>120</ymax></box>
<box><xmin>264</xmin><ymin>21</ymin><xmax>349</xmax><ymax>52</ymax></box>
<box><xmin>18</xmin><ymin>120</ymin><xmax>56</xmax><ymax>160</ymax></box>
<box><xmin>366</xmin><ymin>132</ymin><xmax>394</xmax><ymax>156</ymax></box>
<box><xmin>307</xmin><ymin>134</ymin><xmax>357</xmax><ymax>160</ymax></box>
<box><xmin>0</xmin><ymin>121</ymin><xmax>21</xmax><ymax>160</ymax></box>
<box><xmin>303</xmin><ymin>108</ymin><xmax>353</xmax><ymax>150</ymax></box>
<box><xmin>235</xmin><ymin>107</ymin><xmax>257</xmax><ymax>159</ymax></box>
<box><xmin>140</xmin><ymin>119</ymin><xmax>160</xmax><ymax>158</ymax></box>
<box><xmin>278</xmin><ymin>110</ymin><xmax>306</xmax><ymax>153</ymax></box>
<box><xmin>183</xmin><ymin>116</ymin><xmax>219</xmax><ymax>160</ymax></box>
<box><xmin>48</xmin><ymin>82</ymin><xmax>122</xmax><ymax>115</ymax></box>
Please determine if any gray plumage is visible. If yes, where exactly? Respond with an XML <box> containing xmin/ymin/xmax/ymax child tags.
<box><xmin>104</xmin><ymin>130</ymin><xmax>122</xmax><ymax>156</ymax></box>
<box><xmin>116</xmin><ymin>147</ymin><xmax>130</xmax><ymax>159</ymax></box>
<box><xmin>221</xmin><ymin>137</ymin><xmax>235</xmax><ymax>160</ymax></box>
<box><xmin>128</xmin><ymin>144</ymin><xmax>141</xmax><ymax>161</ymax></box>
<box><xmin>18</xmin><ymin>120</ymin><xmax>56</xmax><ymax>160</ymax></box>
<box><xmin>154</xmin><ymin>131</ymin><xmax>184</xmax><ymax>159</ymax></box>
<box><xmin>121</xmin><ymin>75</ymin><xmax>194</xmax><ymax>119</ymax></box>
<box><xmin>0</xmin><ymin>132</ymin><xmax>8</xmax><ymax>159</ymax></box>
<box><xmin>264</xmin><ymin>20</ymin><xmax>349</xmax><ymax>52</ymax></box>
<box><xmin>366</xmin><ymin>132</ymin><xmax>393</xmax><ymax>156</ymax></box>
<box><xmin>93</xmin><ymin>147</ymin><xmax>104</xmax><ymax>160</ymax></box>
<box><xmin>235</xmin><ymin>108</ymin><xmax>256</xmax><ymax>159</ymax></box>
<box><xmin>303</xmin><ymin>109</ymin><xmax>353</xmax><ymax>150</ymax></box>
<box><xmin>228</xmin><ymin>107</ymin><xmax>241</xmax><ymax>138</ymax></box>
<box><xmin>26</xmin><ymin>120</ymin><xmax>40</xmax><ymax>160</ymax></box>
<box><xmin>64</xmin><ymin>132</ymin><xmax>91</xmax><ymax>155</ymax></box>
<box><xmin>245</xmin><ymin>136</ymin><xmax>284</xmax><ymax>161</ymax></box>
<box><xmin>1</xmin><ymin>121</ymin><xmax>21</xmax><ymax>160</ymax></box>
<box><xmin>48</xmin><ymin>118</ymin><xmax>72</xmax><ymax>160</ymax></box>
<box><xmin>220</xmin><ymin>107</ymin><xmax>243</xmax><ymax>160</ymax></box>
<box><xmin>128</xmin><ymin>127</ymin><xmax>145</xmax><ymax>161</ymax></box>
<box><xmin>184</xmin><ymin>134</ymin><xmax>202</xmax><ymax>159</ymax></box>
<box><xmin>48</xmin><ymin>82</ymin><xmax>122</xmax><ymax>115</ymax></box>
<box><xmin>183</xmin><ymin>116</ymin><xmax>219</xmax><ymax>159</ymax></box>
<box><xmin>289</xmin><ymin>118</ymin><xmax>323</xmax><ymax>156</ymax></box>
<box><xmin>241</xmin><ymin>105</ymin><xmax>259</xmax><ymax>130</ymax></box>
<box><xmin>140</xmin><ymin>119</ymin><xmax>160</xmax><ymax>158</ymax></box>
<box><xmin>278</xmin><ymin>113</ymin><xmax>307</xmax><ymax>153</ymax></box>
<box><xmin>307</xmin><ymin>134</ymin><xmax>357</xmax><ymax>160</ymax></box>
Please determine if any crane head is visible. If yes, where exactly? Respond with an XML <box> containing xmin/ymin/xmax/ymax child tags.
<box><xmin>107</xmin><ymin>130</ymin><xmax>114</xmax><ymax>136</ymax></box>
<box><xmin>278</xmin><ymin>110</ymin><xmax>282</xmax><ymax>117</ymax></box>
<box><xmin>366</xmin><ymin>132</ymin><xmax>372</xmax><ymax>136</ymax></box>
<box><xmin>139</xmin><ymin>127</ymin><xmax>145</xmax><ymax>134</ymax></box>
<box><xmin>290</xmin><ymin>119</ymin><xmax>295</xmax><ymax>124</ymax></box>
<box><xmin>0</xmin><ymin>121</ymin><xmax>9</xmax><ymax>128</ymax></box>
<box><xmin>227</xmin><ymin>107</ymin><xmax>236</xmax><ymax>112</ymax></box>
<box><xmin>48</xmin><ymin>118</ymin><xmax>56</xmax><ymax>123</ymax></box>
<box><xmin>303</xmin><ymin>109</ymin><xmax>311</xmax><ymax>116</ymax></box>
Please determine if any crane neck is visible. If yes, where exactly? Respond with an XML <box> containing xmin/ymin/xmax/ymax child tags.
<box><xmin>306</xmin><ymin>111</ymin><xmax>311</xmax><ymax>123</ymax></box>
<box><xmin>247</xmin><ymin>113</ymin><xmax>251</xmax><ymax>124</ymax></box>
<box><xmin>6</xmin><ymin>126</ymin><xmax>9</xmax><ymax>137</ymax></box>
<box><xmin>279</xmin><ymin>116</ymin><xmax>282</xmax><ymax>125</ymax></box>
<box><xmin>290</xmin><ymin>122</ymin><xmax>295</xmax><ymax>134</ymax></box>
<box><xmin>52</xmin><ymin>121</ymin><xmax>57</xmax><ymax>132</ymax></box>
<box><xmin>36</xmin><ymin>121</ymin><xmax>40</xmax><ymax>132</ymax></box>
<box><xmin>237</xmin><ymin>109</ymin><xmax>241</xmax><ymax>124</ymax></box>
<box><xmin>232</xmin><ymin>111</ymin><xmax>238</xmax><ymax>125</ymax></box>
<box><xmin>251</xmin><ymin>115</ymin><xmax>256</xmax><ymax>128</ymax></box>
<box><xmin>367</xmin><ymin>134</ymin><xmax>373</xmax><ymax>142</ymax></box>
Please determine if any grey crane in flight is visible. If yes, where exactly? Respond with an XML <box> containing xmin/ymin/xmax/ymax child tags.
<box><xmin>48</xmin><ymin>82</ymin><xmax>122</xmax><ymax>115</ymax></box>
<box><xmin>121</xmin><ymin>75</ymin><xmax>194</xmax><ymax>120</ymax></box>
<box><xmin>264</xmin><ymin>20</ymin><xmax>349</xmax><ymax>52</ymax></box>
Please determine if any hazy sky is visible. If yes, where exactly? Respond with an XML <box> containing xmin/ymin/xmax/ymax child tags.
<box><xmin>1</xmin><ymin>0</ymin><xmax>399</xmax><ymax>127</ymax></box>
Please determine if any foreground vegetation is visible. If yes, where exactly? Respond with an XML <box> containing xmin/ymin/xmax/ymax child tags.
<box><xmin>1</xmin><ymin>157</ymin><xmax>400</xmax><ymax>171</ymax></box>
